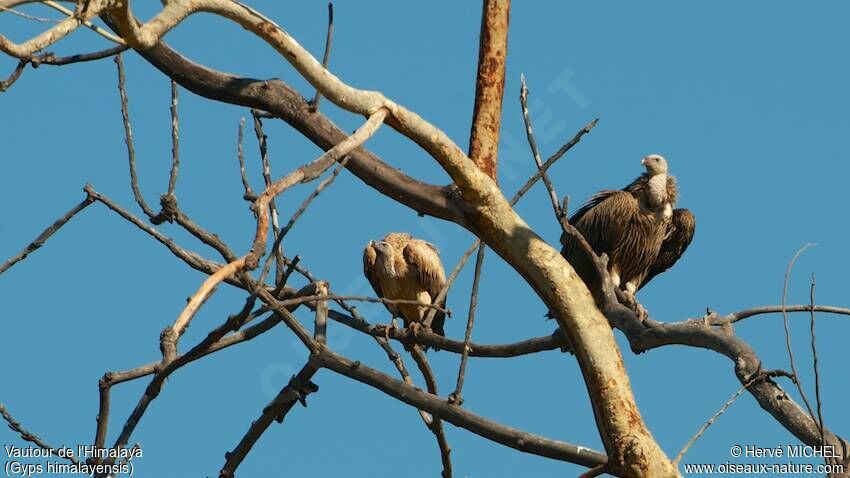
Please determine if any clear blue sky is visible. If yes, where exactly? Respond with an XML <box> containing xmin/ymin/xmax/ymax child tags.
<box><xmin>2</xmin><ymin>1</ymin><xmax>848</xmax><ymax>476</ymax></box>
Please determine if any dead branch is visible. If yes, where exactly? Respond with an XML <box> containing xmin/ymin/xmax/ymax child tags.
<box><xmin>781</xmin><ymin>244</ymin><xmax>818</xmax><ymax>423</ymax></box>
<box><xmin>315</xmin><ymin>347</ymin><xmax>608</xmax><ymax>468</ymax></box>
<box><xmin>0</xmin><ymin>403</ymin><xmax>81</xmax><ymax>465</ymax></box>
<box><xmin>235</xmin><ymin>117</ymin><xmax>256</xmax><ymax>201</ymax></box>
<box><xmin>448</xmin><ymin>243</ymin><xmax>486</xmax><ymax>406</ymax></box>
<box><xmin>167</xmin><ymin>80</ymin><xmax>180</xmax><ymax>196</ymax></box>
<box><xmin>252</xmin><ymin>111</ymin><xmax>284</xmax><ymax>283</ymax></box>
<box><xmin>410</xmin><ymin>346</ymin><xmax>453</xmax><ymax>478</ymax></box>
<box><xmin>0</xmin><ymin>194</ymin><xmax>93</xmax><ymax>275</ymax></box>
<box><xmin>0</xmin><ymin>58</ymin><xmax>26</xmax><ymax>91</ymax></box>
<box><xmin>468</xmin><ymin>0</ymin><xmax>510</xmax><ymax>179</ymax></box>
<box><xmin>220</xmin><ymin>361</ymin><xmax>320</xmax><ymax>478</ymax></box>
<box><xmin>308</xmin><ymin>2</ymin><xmax>333</xmax><ymax>112</ymax></box>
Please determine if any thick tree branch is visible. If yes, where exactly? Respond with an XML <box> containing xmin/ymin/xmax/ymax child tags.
<box><xmin>315</xmin><ymin>347</ymin><xmax>608</xmax><ymax>468</ymax></box>
<box><xmin>102</xmin><ymin>35</ymin><xmax>466</xmax><ymax>223</ymax></box>
<box><xmin>219</xmin><ymin>361</ymin><xmax>320</xmax><ymax>478</ymax></box>
<box><xmin>468</xmin><ymin>0</ymin><xmax>510</xmax><ymax>179</ymax></box>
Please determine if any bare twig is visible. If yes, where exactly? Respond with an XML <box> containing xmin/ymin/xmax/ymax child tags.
<box><xmin>713</xmin><ymin>304</ymin><xmax>850</xmax><ymax>325</ymax></box>
<box><xmin>220</xmin><ymin>361</ymin><xmax>320</xmax><ymax>478</ymax></box>
<box><xmin>372</xmin><ymin>336</ymin><xmax>433</xmax><ymax>426</ymax></box>
<box><xmin>252</xmin><ymin>112</ymin><xmax>284</xmax><ymax>284</ymax></box>
<box><xmin>510</xmin><ymin>118</ymin><xmax>599</xmax><ymax>205</ymax></box>
<box><xmin>578</xmin><ymin>464</ymin><xmax>607</xmax><ymax>478</ymax></box>
<box><xmin>1</xmin><ymin>194</ymin><xmax>94</xmax><ymax>275</ymax></box>
<box><xmin>781</xmin><ymin>244</ymin><xmax>817</xmax><ymax>423</ymax></box>
<box><xmin>423</xmin><ymin>240</ymin><xmax>479</xmax><ymax>330</ymax></box>
<box><xmin>315</xmin><ymin>347</ymin><xmax>607</xmax><ymax>467</ymax></box>
<box><xmin>261</xmin><ymin>155</ymin><xmax>353</xmax><ymax>296</ymax></box>
<box><xmin>0</xmin><ymin>58</ymin><xmax>26</xmax><ymax>91</ymax></box>
<box><xmin>84</xmin><ymin>184</ymin><xmax>226</xmax><ymax>280</ymax></box>
<box><xmin>40</xmin><ymin>0</ymin><xmax>126</xmax><ymax>45</ymax></box>
<box><xmin>309</xmin><ymin>2</ymin><xmax>333</xmax><ymax>112</ymax></box>
<box><xmin>277</xmin><ymin>254</ymin><xmax>301</xmax><ymax>295</ymax></box>
<box><xmin>236</xmin><ymin>117</ymin><xmax>256</xmax><ymax>201</ymax></box>
<box><xmin>109</xmin><ymin>285</ymin><xmax>319</xmax><ymax>455</ymax></box>
<box><xmin>30</xmin><ymin>45</ymin><xmax>128</xmax><ymax>66</ymax></box>
<box><xmin>279</xmin><ymin>294</ymin><xmax>449</xmax><ymax>315</ymax></box>
<box><xmin>520</xmin><ymin>74</ymin><xmax>563</xmax><ymax>222</ymax></box>
<box><xmin>448</xmin><ymin>243</ymin><xmax>486</xmax><ymax>406</ymax></box>
<box><xmin>410</xmin><ymin>346</ymin><xmax>453</xmax><ymax>478</ymax></box>
<box><xmin>0</xmin><ymin>4</ymin><xmax>59</xmax><ymax>22</ymax></box>
<box><xmin>167</xmin><ymin>80</ymin><xmax>180</xmax><ymax>196</ymax></box>
<box><xmin>279</xmin><ymin>155</ymin><xmax>351</xmax><ymax>239</ymax></box>
<box><xmin>115</xmin><ymin>53</ymin><xmax>155</xmax><ymax>218</ymax></box>
<box><xmin>809</xmin><ymin>274</ymin><xmax>827</xmax><ymax>452</ymax></box>
<box><xmin>2</xmin><ymin>46</ymin><xmax>128</xmax><ymax>92</ymax></box>
<box><xmin>673</xmin><ymin>370</ymin><xmax>791</xmax><ymax>465</ymax></box>
<box><xmin>0</xmin><ymin>404</ymin><xmax>81</xmax><ymax>465</ymax></box>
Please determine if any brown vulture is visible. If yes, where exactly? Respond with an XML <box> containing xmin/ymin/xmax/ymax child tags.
<box><xmin>561</xmin><ymin>154</ymin><xmax>695</xmax><ymax>294</ymax></box>
<box><xmin>363</xmin><ymin>233</ymin><xmax>448</xmax><ymax>338</ymax></box>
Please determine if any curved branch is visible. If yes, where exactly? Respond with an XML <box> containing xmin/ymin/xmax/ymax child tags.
<box><xmin>715</xmin><ymin>305</ymin><xmax>850</xmax><ymax>325</ymax></box>
<box><xmin>618</xmin><ymin>310</ymin><xmax>850</xmax><ymax>467</ymax></box>
<box><xmin>315</xmin><ymin>347</ymin><xmax>607</xmax><ymax>469</ymax></box>
<box><xmin>98</xmin><ymin>28</ymin><xmax>465</xmax><ymax>223</ymax></box>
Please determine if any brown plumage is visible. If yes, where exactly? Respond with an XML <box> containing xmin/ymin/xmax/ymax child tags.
<box><xmin>561</xmin><ymin>154</ymin><xmax>695</xmax><ymax>294</ymax></box>
<box><xmin>363</xmin><ymin>233</ymin><xmax>448</xmax><ymax>337</ymax></box>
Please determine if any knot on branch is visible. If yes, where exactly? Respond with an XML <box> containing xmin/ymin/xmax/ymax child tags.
<box><xmin>29</xmin><ymin>53</ymin><xmax>55</xmax><ymax>68</ymax></box>
<box><xmin>150</xmin><ymin>193</ymin><xmax>178</xmax><ymax>225</ymax></box>
<box><xmin>447</xmin><ymin>392</ymin><xmax>464</xmax><ymax>406</ymax></box>
<box><xmin>159</xmin><ymin>327</ymin><xmax>179</xmax><ymax>365</ymax></box>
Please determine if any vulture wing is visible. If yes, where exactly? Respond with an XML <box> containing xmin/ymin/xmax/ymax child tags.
<box><xmin>561</xmin><ymin>190</ymin><xmax>653</xmax><ymax>291</ymax></box>
<box><xmin>639</xmin><ymin>208</ymin><xmax>695</xmax><ymax>289</ymax></box>
<box><xmin>402</xmin><ymin>240</ymin><xmax>448</xmax><ymax>336</ymax></box>
<box><xmin>564</xmin><ymin>190</ymin><xmax>639</xmax><ymax>256</ymax></box>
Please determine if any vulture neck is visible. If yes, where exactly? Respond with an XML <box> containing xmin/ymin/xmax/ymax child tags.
<box><xmin>377</xmin><ymin>253</ymin><xmax>398</xmax><ymax>277</ymax></box>
<box><xmin>645</xmin><ymin>173</ymin><xmax>669</xmax><ymax>211</ymax></box>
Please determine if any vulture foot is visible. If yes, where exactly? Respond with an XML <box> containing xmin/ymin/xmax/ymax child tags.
<box><xmin>383</xmin><ymin>317</ymin><xmax>399</xmax><ymax>342</ymax></box>
<box><xmin>620</xmin><ymin>290</ymin><xmax>649</xmax><ymax>322</ymax></box>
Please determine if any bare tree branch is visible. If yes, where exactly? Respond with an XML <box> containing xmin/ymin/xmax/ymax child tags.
<box><xmin>673</xmin><ymin>369</ymin><xmax>791</xmax><ymax>465</ymax></box>
<box><xmin>167</xmin><ymin>80</ymin><xmax>180</xmax><ymax>196</ymax></box>
<box><xmin>220</xmin><ymin>361</ymin><xmax>320</xmax><ymax>478</ymax></box>
<box><xmin>308</xmin><ymin>2</ymin><xmax>333</xmax><ymax>112</ymax></box>
<box><xmin>0</xmin><ymin>194</ymin><xmax>94</xmax><ymax>275</ymax></box>
<box><xmin>235</xmin><ymin>117</ymin><xmax>256</xmax><ymax>201</ymax></box>
<box><xmin>315</xmin><ymin>347</ymin><xmax>608</xmax><ymax>468</ymax></box>
<box><xmin>448</xmin><ymin>243</ymin><xmax>485</xmax><ymax>405</ymax></box>
<box><xmin>468</xmin><ymin>0</ymin><xmax>510</xmax><ymax>180</ymax></box>
<box><xmin>0</xmin><ymin>58</ymin><xmax>26</xmax><ymax>91</ymax></box>
<box><xmin>252</xmin><ymin>112</ymin><xmax>285</xmax><ymax>284</ymax></box>
<box><xmin>410</xmin><ymin>346</ymin><xmax>453</xmax><ymax>478</ymax></box>
<box><xmin>781</xmin><ymin>244</ymin><xmax>818</xmax><ymax>423</ymax></box>
<box><xmin>0</xmin><ymin>403</ymin><xmax>81</xmax><ymax>465</ymax></box>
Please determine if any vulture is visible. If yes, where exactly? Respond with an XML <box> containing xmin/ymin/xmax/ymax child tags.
<box><xmin>363</xmin><ymin>233</ymin><xmax>448</xmax><ymax>339</ymax></box>
<box><xmin>561</xmin><ymin>154</ymin><xmax>695</xmax><ymax>294</ymax></box>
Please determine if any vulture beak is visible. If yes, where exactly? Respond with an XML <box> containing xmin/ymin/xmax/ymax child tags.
<box><xmin>640</xmin><ymin>157</ymin><xmax>647</xmax><ymax>166</ymax></box>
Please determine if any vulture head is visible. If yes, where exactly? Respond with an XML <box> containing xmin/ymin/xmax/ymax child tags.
<box><xmin>369</xmin><ymin>240</ymin><xmax>397</xmax><ymax>276</ymax></box>
<box><xmin>641</xmin><ymin>154</ymin><xmax>668</xmax><ymax>176</ymax></box>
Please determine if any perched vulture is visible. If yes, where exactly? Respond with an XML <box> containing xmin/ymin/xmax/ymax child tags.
<box><xmin>561</xmin><ymin>154</ymin><xmax>695</xmax><ymax>294</ymax></box>
<box><xmin>363</xmin><ymin>233</ymin><xmax>448</xmax><ymax>339</ymax></box>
